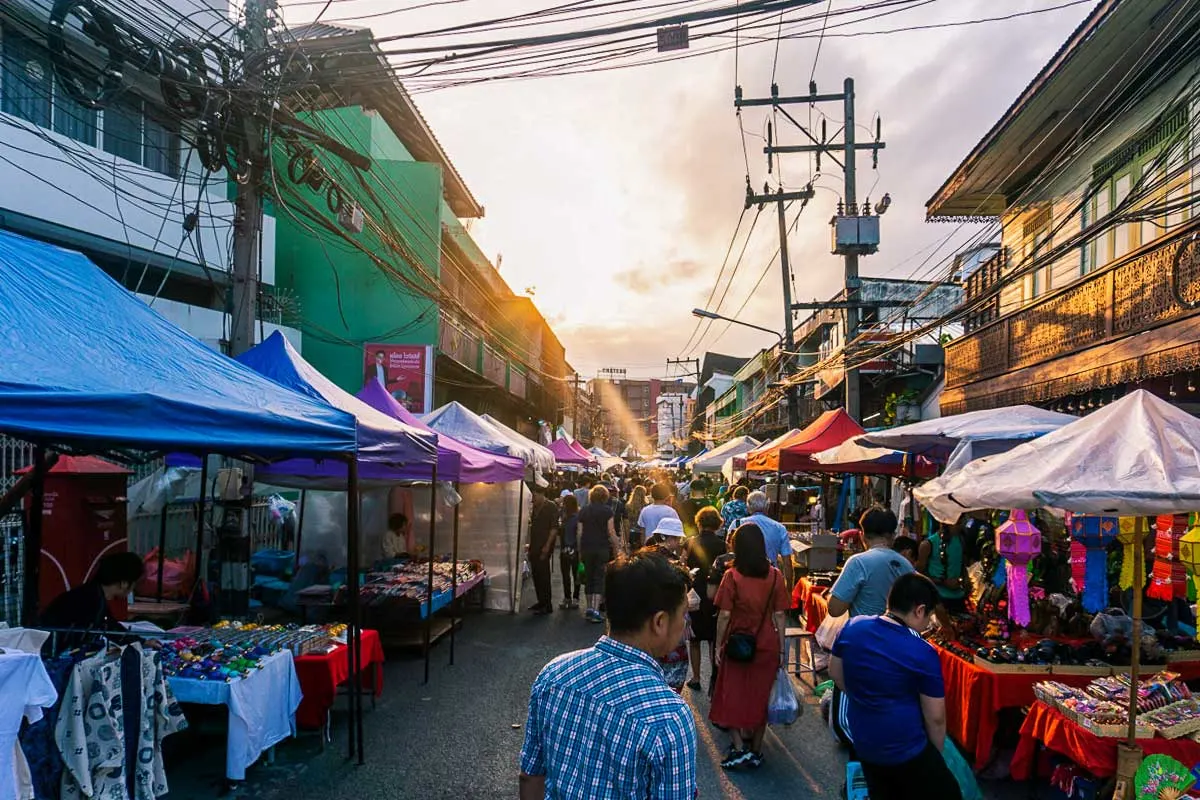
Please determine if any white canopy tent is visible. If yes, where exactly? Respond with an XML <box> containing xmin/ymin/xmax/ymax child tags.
<box><xmin>689</xmin><ymin>435</ymin><xmax>760</xmax><ymax>475</ymax></box>
<box><xmin>481</xmin><ymin>413</ymin><xmax>557</xmax><ymax>475</ymax></box>
<box><xmin>914</xmin><ymin>391</ymin><xmax>1200</xmax><ymax>521</ymax></box>
<box><xmin>856</xmin><ymin>404</ymin><xmax>1077</xmax><ymax>471</ymax></box>
<box><xmin>588</xmin><ymin>447</ymin><xmax>625</xmax><ymax>472</ymax></box>
<box><xmin>913</xmin><ymin>390</ymin><xmax>1200</xmax><ymax>755</ymax></box>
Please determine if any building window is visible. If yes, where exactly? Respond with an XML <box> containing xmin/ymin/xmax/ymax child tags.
<box><xmin>1</xmin><ymin>29</ymin><xmax>51</xmax><ymax>127</ymax></box>
<box><xmin>1082</xmin><ymin>108</ymin><xmax>1190</xmax><ymax>274</ymax></box>
<box><xmin>1023</xmin><ymin>207</ymin><xmax>1053</xmax><ymax>299</ymax></box>
<box><xmin>0</xmin><ymin>25</ymin><xmax>178</xmax><ymax>177</ymax></box>
<box><xmin>102</xmin><ymin>97</ymin><xmax>143</xmax><ymax>164</ymax></box>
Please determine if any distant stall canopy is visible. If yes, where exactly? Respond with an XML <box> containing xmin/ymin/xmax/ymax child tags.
<box><xmin>0</xmin><ymin>230</ymin><xmax>357</xmax><ymax>459</ymax></box>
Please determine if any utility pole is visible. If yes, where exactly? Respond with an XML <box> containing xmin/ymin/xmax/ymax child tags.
<box><xmin>230</xmin><ymin>0</ymin><xmax>270</xmax><ymax>358</ymax></box>
<box><xmin>738</xmin><ymin>78</ymin><xmax>885</xmax><ymax>423</ymax></box>
<box><xmin>741</xmin><ymin>184</ymin><xmax>813</xmax><ymax>430</ymax></box>
<box><xmin>842</xmin><ymin>78</ymin><xmax>862</xmax><ymax>424</ymax></box>
<box><xmin>571</xmin><ymin>373</ymin><xmax>582</xmax><ymax>438</ymax></box>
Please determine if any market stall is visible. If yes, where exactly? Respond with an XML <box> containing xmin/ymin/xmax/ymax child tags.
<box><xmin>914</xmin><ymin>390</ymin><xmax>1200</xmax><ymax>791</ymax></box>
<box><xmin>0</xmin><ymin>230</ymin><xmax>367</xmax><ymax>781</ymax></box>
<box><xmin>549</xmin><ymin>438</ymin><xmax>595</xmax><ymax>467</ymax></box>
<box><xmin>422</xmin><ymin>402</ymin><xmax>552</xmax><ymax>613</ymax></box>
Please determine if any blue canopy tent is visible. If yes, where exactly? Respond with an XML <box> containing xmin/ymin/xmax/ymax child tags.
<box><xmin>0</xmin><ymin>230</ymin><xmax>361</xmax><ymax>618</ymax></box>
<box><xmin>236</xmin><ymin>333</ymin><xmax>448</xmax><ymax>696</ymax></box>
<box><xmin>0</xmin><ymin>230</ymin><xmax>357</xmax><ymax>459</ymax></box>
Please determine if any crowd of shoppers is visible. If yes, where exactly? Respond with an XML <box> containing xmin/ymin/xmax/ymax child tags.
<box><xmin>520</xmin><ymin>467</ymin><xmax>963</xmax><ymax>799</ymax></box>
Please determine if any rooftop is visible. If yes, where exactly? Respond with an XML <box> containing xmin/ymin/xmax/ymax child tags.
<box><xmin>925</xmin><ymin>0</ymin><xmax>1200</xmax><ymax>218</ymax></box>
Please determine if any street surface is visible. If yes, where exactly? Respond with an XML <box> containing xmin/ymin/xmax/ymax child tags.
<box><xmin>165</xmin><ymin>606</ymin><xmax>1028</xmax><ymax>799</ymax></box>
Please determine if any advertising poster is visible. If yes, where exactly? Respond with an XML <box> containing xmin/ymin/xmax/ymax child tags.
<box><xmin>363</xmin><ymin>343</ymin><xmax>433</xmax><ymax>413</ymax></box>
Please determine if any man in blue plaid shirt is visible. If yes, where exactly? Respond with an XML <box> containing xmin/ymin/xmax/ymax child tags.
<box><xmin>519</xmin><ymin>550</ymin><xmax>698</xmax><ymax>799</ymax></box>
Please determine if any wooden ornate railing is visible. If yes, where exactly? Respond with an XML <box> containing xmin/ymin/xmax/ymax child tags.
<box><xmin>945</xmin><ymin>224</ymin><xmax>1200</xmax><ymax>389</ymax></box>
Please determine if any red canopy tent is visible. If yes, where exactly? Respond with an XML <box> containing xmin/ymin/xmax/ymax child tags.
<box><xmin>746</xmin><ymin>409</ymin><xmax>936</xmax><ymax>477</ymax></box>
<box><xmin>746</xmin><ymin>410</ymin><xmax>865</xmax><ymax>473</ymax></box>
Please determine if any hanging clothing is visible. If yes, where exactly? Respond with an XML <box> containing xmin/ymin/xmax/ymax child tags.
<box><xmin>57</xmin><ymin>644</ymin><xmax>187</xmax><ymax>800</ymax></box>
<box><xmin>0</xmin><ymin>652</ymin><xmax>58</xmax><ymax>800</ymax></box>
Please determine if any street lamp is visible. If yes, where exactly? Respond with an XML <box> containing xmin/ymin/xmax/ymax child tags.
<box><xmin>690</xmin><ymin>309</ymin><xmax>799</xmax><ymax>429</ymax></box>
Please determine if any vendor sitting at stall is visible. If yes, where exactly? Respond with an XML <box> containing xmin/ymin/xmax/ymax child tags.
<box><xmin>40</xmin><ymin>551</ymin><xmax>145</xmax><ymax>650</ymax></box>
<box><xmin>918</xmin><ymin>521</ymin><xmax>967</xmax><ymax>614</ymax></box>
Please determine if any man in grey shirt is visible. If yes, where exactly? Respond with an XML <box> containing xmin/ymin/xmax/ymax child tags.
<box><xmin>828</xmin><ymin>508</ymin><xmax>913</xmax><ymax>618</ymax></box>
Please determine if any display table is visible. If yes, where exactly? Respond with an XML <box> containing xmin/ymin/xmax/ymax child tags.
<box><xmin>294</xmin><ymin>629</ymin><xmax>385</xmax><ymax>730</ymax></box>
<box><xmin>1011</xmin><ymin>701</ymin><xmax>1200</xmax><ymax>780</ymax></box>
<box><xmin>169</xmin><ymin>650</ymin><xmax>302</xmax><ymax>781</ymax></box>
<box><xmin>934</xmin><ymin>644</ymin><xmax>1200</xmax><ymax>770</ymax></box>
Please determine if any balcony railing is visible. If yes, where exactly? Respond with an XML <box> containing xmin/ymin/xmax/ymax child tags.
<box><xmin>962</xmin><ymin>248</ymin><xmax>1005</xmax><ymax>333</ymax></box>
<box><xmin>945</xmin><ymin>225</ymin><xmax>1200</xmax><ymax>389</ymax></box>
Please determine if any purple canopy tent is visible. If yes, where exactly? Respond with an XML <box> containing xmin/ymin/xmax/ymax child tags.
<box><xmin>549</xmin><ymin>438</ymin><xmax>593</xmax><ymax>466</ymax></box>
<box><xmin>357</xmin><ymin>381</ymin><xmax>524</xmax><ymax>484</ymax></box>
<box><xmin>357</xmin><ymin>381</ymin><xmax>525</xmax><ymax>664</ymax></box>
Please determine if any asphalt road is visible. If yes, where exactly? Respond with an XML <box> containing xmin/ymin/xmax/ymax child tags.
<box><xmin>164</xmin><ymin>607</ymin><xmax>1031</xmax><ymax>799</ymax></box>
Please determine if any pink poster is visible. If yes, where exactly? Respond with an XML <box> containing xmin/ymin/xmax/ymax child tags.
<box><xmin>363</xmin><ymin>344</ymin><xmax>430</xmax><ymax>413</ymax></box>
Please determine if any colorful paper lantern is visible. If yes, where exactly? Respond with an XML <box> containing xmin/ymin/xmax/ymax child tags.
<box><xmin>996</xmin><ymin>509</ymin><xmax>1042</xmax><ymax>627</ymax></box>
<box><xmin>1118</xmin><ymin>517</ymin><xmax>1146</xmax><ymax>591</ymax></box>
<box><xmin>1070</xmin><ymin>516</ymin><xmax>1118</xmax><ymax>613</ymax></box>
<box><xmin>1150</xmin><ymin>515</ymin><xmax>1189</xmax><ymax>601</ymax></box>
<box><xmin>1178</xmin><ymin>514</ymin><xmax>1200</xmax><ymax>612</ymax></box>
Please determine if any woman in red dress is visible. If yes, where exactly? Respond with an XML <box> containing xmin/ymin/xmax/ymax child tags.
<box><xmin>710</xmin><ymin>523</ymin><xmax>790</xmax><ymax>770</ymax></box>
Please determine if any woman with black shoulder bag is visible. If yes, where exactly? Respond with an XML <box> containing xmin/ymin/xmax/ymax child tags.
<box><xmin>710</xmin><ymin>523</ymin><xmax>791</xmax><ymax>771</ymax></box>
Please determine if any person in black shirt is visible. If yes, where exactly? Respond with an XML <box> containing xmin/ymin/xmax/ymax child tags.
<box><xmin>578</xmin><ymin>484</ymin><xmax>623</xmax><ymax>623</ymax></box>
<box><xmin>527</xmin><ymin>487</ymin><xmax>560</xmax><ymax>616</ymax></box>
<box><xmin>40</xmin><ymin>551</ymin><xmax>144</xmax><ymax>651</ymax></box>
<box><xmin>684</xmin><ymin>505</ymin><xmax>728</xmax><ymax>692</ymax></box>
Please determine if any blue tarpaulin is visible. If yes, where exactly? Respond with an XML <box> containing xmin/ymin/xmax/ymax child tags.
<box><xmin>0</xmin><ymin>230</ymin><xmax>357</xmax><ymax>458</ymax></box>
<box><xmin>237</xmin><ymin>333</ymin><xmax>439</xmax><ymax>487</ymax></box>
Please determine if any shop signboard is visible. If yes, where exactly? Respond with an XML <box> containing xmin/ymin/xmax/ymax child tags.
<box><xmin>363</xmin><ymin>343</ymin><xmax>434</xmax><ymax>413</ymax></box>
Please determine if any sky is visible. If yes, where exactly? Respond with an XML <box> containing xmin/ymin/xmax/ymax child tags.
<box><xmin>282</xmin><ymin>0</ymin><xmax>1097</xmax><ymax>378</ymax></box>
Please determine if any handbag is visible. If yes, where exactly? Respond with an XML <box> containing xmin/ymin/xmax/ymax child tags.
<box><xmin>724</xmin><ymin>572</ymin><xmax>777</xmax><ymax>663</ymax></box>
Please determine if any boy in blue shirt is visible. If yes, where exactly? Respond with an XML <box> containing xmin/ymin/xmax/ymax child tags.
<box><xmin>830</xmin><ymin>573</ymin><xmax>961</xmax><ymax>800</ymax></box>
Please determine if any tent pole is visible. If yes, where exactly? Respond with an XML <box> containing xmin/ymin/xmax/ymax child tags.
<box><xmin>450</xmin><ymin>481</ymin><xmax>460</xmax><ymax>666</ymax></box>
<box><xmin>423</xmin><ymin>468</ymin><xmax>438</xmax><ymax>685</ymax></box>
<box><xmin>1126</xmin><ymin>516</ymin><xmax>1146</xmax><ymax>745</ymax></box>
<box><xmin>292</xmin><ymin>490</ymin><xmax>307</xmax><ymax>575</ymax></box>
<box><xmin>346</xmin><ymin>458</ymin><xmax>361</xmax><ymax>763</ymax></box>
<box><xmin>156</xmin><ymin>505</ymin><xmax>168</xmax><ymax>602</ymax></box>
<box><xmin>513</xmin><ymin>482</ymin><xmax>525</xmax><ymax>614</ymax></box>
<box><xmin>195</xmin><ymin>455</ymin><xmax>209</xmax><ymax>589</ymax></box>
<box><xmin>22</xmin><ymin>447</ymin><xmax>47</xmax><ymax>626</ymax></box>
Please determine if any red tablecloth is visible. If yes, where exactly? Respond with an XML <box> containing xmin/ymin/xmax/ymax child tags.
<box><xmin>935</xmin><ymin>644</ymin><xmax>1200</xmax><ymax>770</ymax></box>
<box><xmin>792</xmin><ymin>578</ymin><xmax>829</xmax><ymax>633</ymax></box>
<box><xmin>294</xmin><ymin>629</ymin><xmax>385</xmax><ymax>729</ymax></box>
<box><xmin>1011</xmin><ymin>701</ymin><xmax>1200</xmax><ymax>779</ymax></box>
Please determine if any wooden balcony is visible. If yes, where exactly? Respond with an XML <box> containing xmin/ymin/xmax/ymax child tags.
<box><xmin>943</xmin><ymin>223</ymin><xmax>1200</xmax><ymax>410</ymax></box>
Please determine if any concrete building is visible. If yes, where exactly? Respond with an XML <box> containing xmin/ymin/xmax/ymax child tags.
<box><xmin>927</xmin><ymin>0</ymin><xmax>1200</xmax><ymax>415</ymax></box>
<box><xmin>0</xmin><ymin>0</ymin><xmax>299</xmax><ymax>352</ymax></box>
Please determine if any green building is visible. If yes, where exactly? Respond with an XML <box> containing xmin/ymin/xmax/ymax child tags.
<box><xmin>273</xmin><ymin>24</ymin><xmax>569</xmax><ymax>436</ymax></box>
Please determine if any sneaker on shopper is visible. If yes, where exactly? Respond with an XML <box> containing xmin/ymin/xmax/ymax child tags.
<box><xmin>744</xmin><ymin>751</ymin><xmax>764</xmax><ymax>769</ymax></box>
<box><xmin>720</xmin><ymin>748</ymin><xmax>750</xmax><ymax>770</ymax></box>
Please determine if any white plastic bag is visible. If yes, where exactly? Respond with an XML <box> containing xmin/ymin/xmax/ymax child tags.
<box><xmin>814</xmin><ymin>611</ymin><xmax>849</xmax><ymax>652</ymax></box>
<box><xmin>686</xmin><ymin>589</ymin><xmax>702</xmax><ymax>612</ymax></box>
<box><xmin>767</xmin><ymin>668</ymin><xmax>801</xmax><ymax>726</ymax></box>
